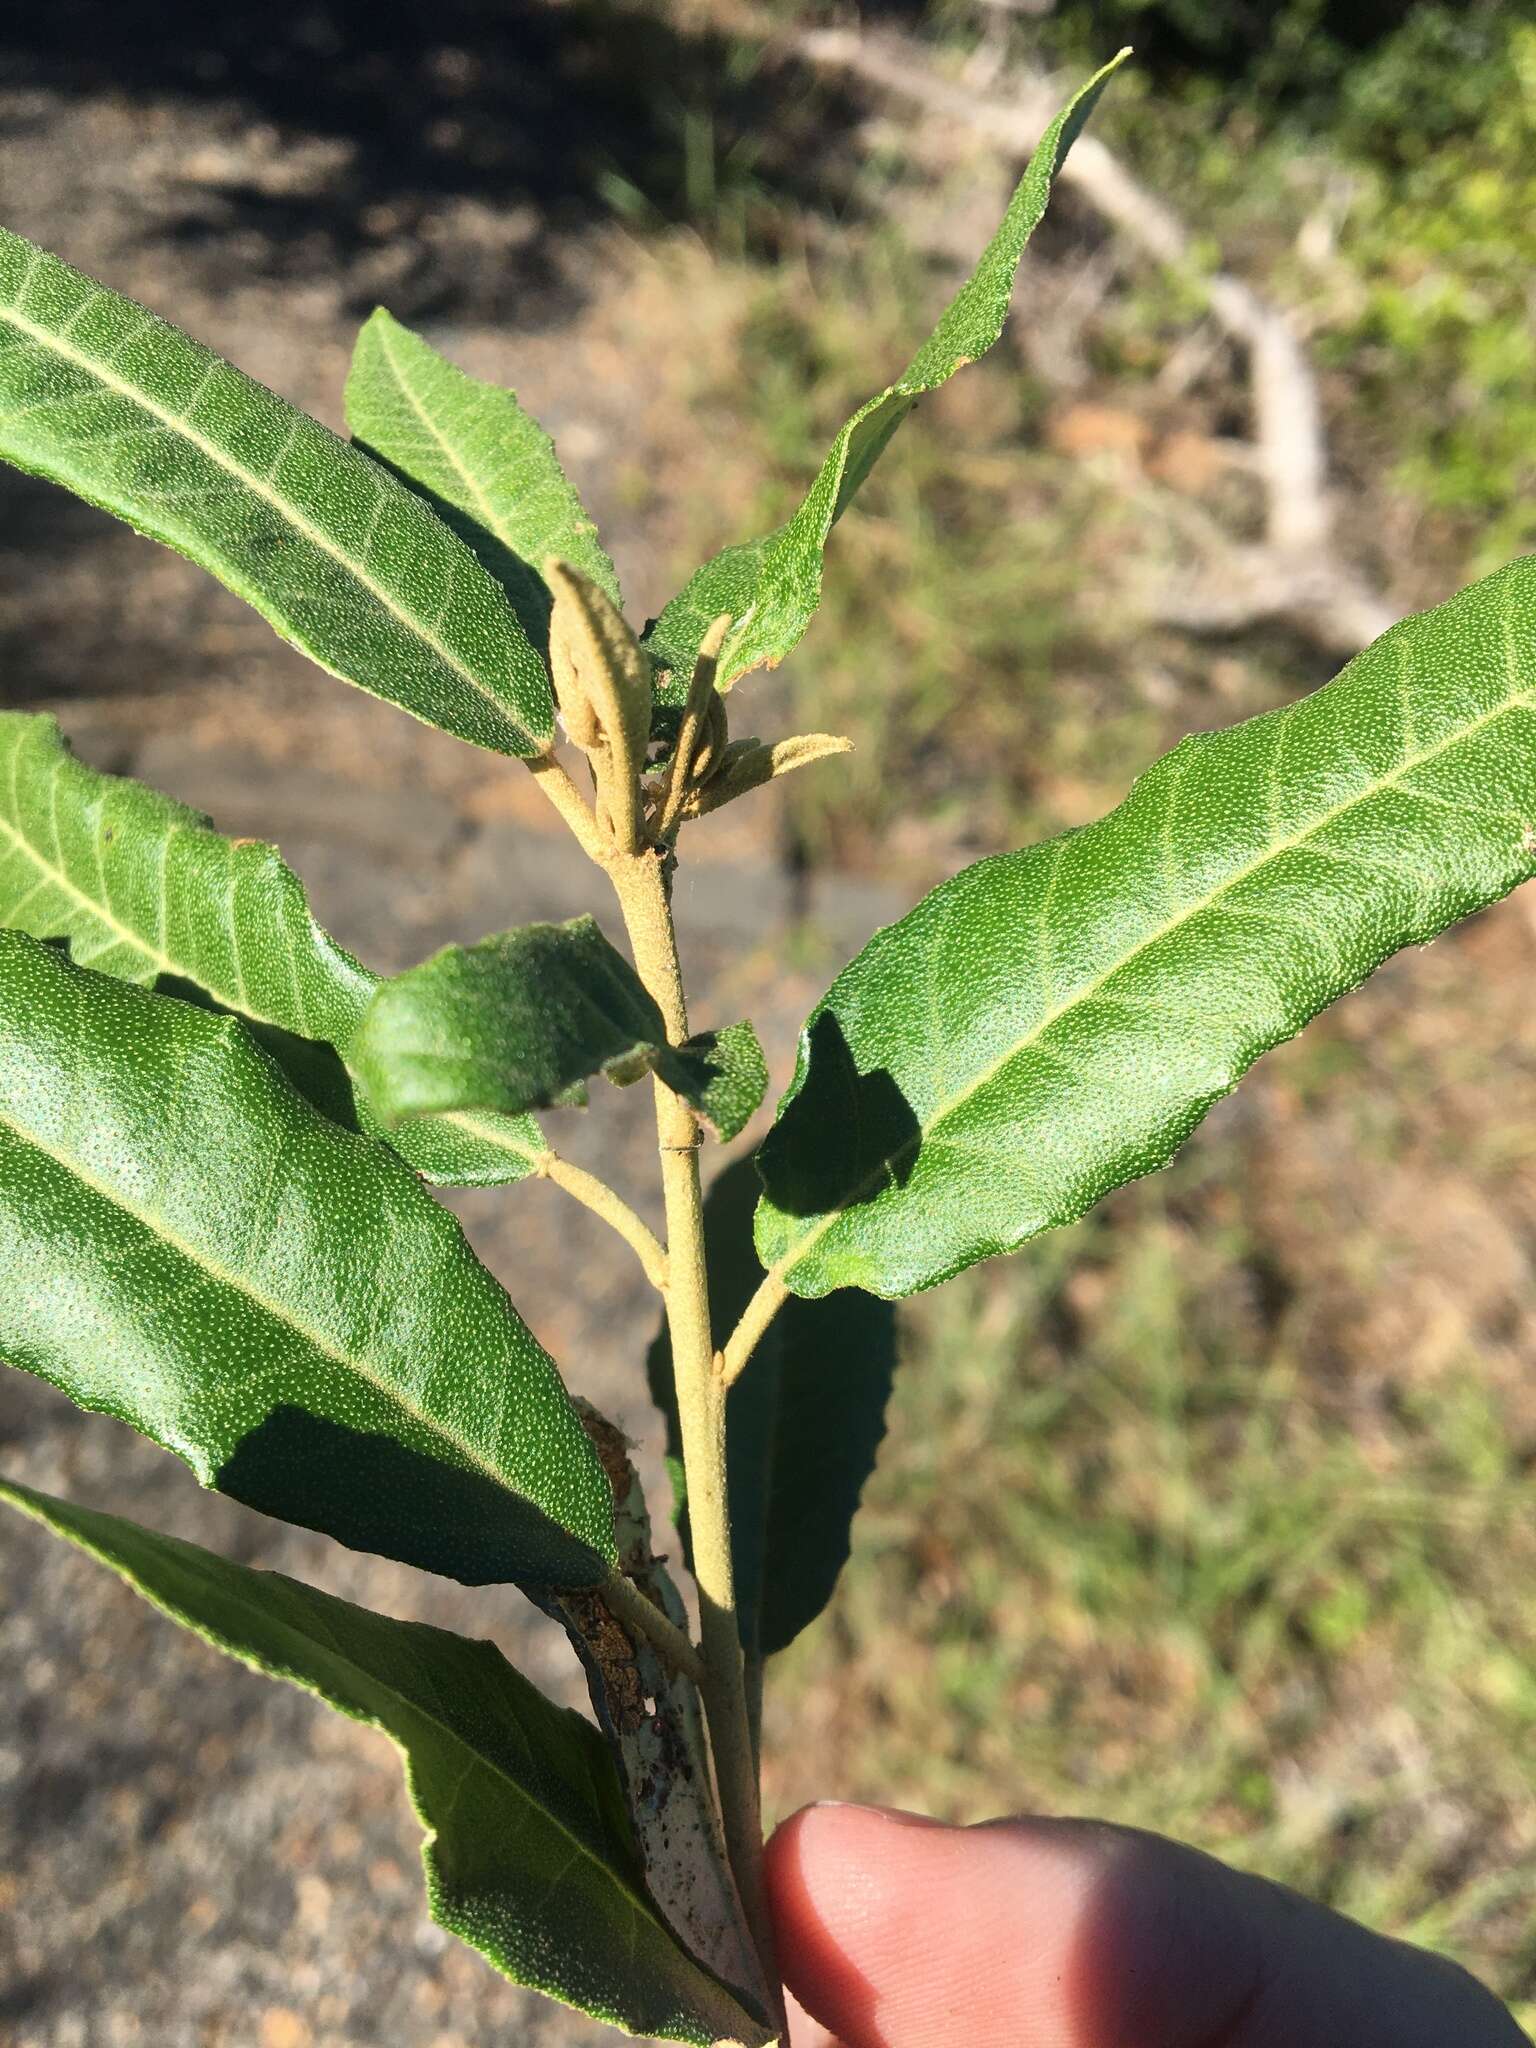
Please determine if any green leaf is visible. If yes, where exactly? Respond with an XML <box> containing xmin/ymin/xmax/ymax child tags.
<box><xmin>353</xmin><ymin>916</ymin><xmax>767</xmax><ymax>1138</ymax></box>
<box><xmin>0</xmin><ymin>929</ymin><xmax>613</xmax><ymax>1587</ymax></box>
<box><xmin>648</xmin><ymin>1161</ymin><xmax>896</xmax><ymax>1658</ymax></box>
<box><xmin>669</xmin><ymin>1019</ymin><xmax>770</xmax><ymax>1145</ymax></box>
<box><xmin>756</xmin><ymin>556</ymin><xmax>1536</xmax><ymax>1299</ymax></box>
<box><xmin>0</xmin><ymin>711</ymin><xmax>545</xmax><ymax>1188</ymax></box>
<box><xmin>0</xmin><ymin>232</ymin><xmax>554</xmax><ymax>757</ymax></box>
<box><xmin>0</xmin><ymin>1480</ymin><xmax>772</xmax><ymax>2047</ymax></box>
<box><xmin>643</xmin><ymin>53</ymin><xmax>1126</xmax><ymax>702</ymax></box>
<box><xmin>346</xmin><ymin>308</ymin><xmax>622</xmax><ymax>661</ymax></box>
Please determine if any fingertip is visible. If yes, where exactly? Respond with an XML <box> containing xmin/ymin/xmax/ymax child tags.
<box><xmin>765</xmin><ymin>1803</ymin><xmax>1090</xmax><ymax>2047</ymax></box>
<box><xmin>762</xmin><ymin>1807</ymin><xmax>1276</xmax><ymax>2048</ymax></box>
<box><xmin>763</xmin><ymin>1808</ymin><xmax>1523</xmax><ymax>2048</ymax></box>
<box><xmin>766</xmin><ymin>1804</ymin><xmax>922</xmax><ymax>2034</ymax></box>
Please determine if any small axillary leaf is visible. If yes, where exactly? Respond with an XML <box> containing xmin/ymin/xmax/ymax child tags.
<box><xmin>545</xmin><ymin>559</ymin><xmax>652</xmax><ymax>854</ymax></box>
<box><xmin>684</xmin><ymin>730</ymin><xmax>853</xmax><ymax>820</ymax></box>
<box><xmin>657</xmin><ymin>612</ymin><xmax>732</xmax><ymax>841</ymax></box>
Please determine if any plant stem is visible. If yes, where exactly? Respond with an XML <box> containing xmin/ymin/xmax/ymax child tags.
<box><xmin>533</xmin><ymin>1151</ymin><xmax>669</xmax><ymax>1292</ymax></box>
<box><xmin>602</xmin><ymin>1568</ymin><xmax>708</xmax><ymax>1690</ymax></box>
<box><xmin>719</xmin><ymin>1269</ymin><xmax>790</xmax><ymax>1390</ymax></box>
<box><xmin>607</xmin><ymin>847</ymin><xmax>779</xmax><ymax>1989</ymax></box>
<box><xmin>527</xmin><ymin>750</ymin><xmax>605</xmax><ymax>859</ymax></box>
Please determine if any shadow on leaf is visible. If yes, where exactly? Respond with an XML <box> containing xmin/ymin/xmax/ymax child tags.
<box><xmin>154</xmin><ymin>974</ymin><xmax>364</xmax><ymax>1131</ymax></box>
<box><xmin>216</xmin><ymin>1406</ymin><xmax>609</xmax><ymax>1589</ymax></box>
<box><xmin>754</xmin><ymin>1009</ymin><xmax>919</xmax><ymax>1218</ymax></box>
<box><xmin>353</xmin><ymin>448</ymin><xmax>555</xmax><ymax>662</ymax></box>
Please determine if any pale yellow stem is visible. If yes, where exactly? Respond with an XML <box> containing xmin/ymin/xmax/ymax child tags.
<box><xmin>607</xmin><ymin>846</ymin><xmax>778</xmax><ymax>1985</ymax></box>
<box><xmin>533</xmin><ymin>1152</ymin><xmax>669</xmax><ymax>1293</ymax></box>
<box><xmin>718</xmin><ymin>1270</ymin><xmax>790</xmax><ymax>1390</ymax></box>
<box><xmin>603</xmin><ymin>1569</ymin><xmax>707</xmax><ymax>1690</ymax></box>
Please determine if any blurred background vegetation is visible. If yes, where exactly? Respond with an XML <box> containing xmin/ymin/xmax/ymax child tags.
<box><xmin>3</xmin><ymin>0</ymin><xmax>1536</xmax><ymax>2036</ymax></box>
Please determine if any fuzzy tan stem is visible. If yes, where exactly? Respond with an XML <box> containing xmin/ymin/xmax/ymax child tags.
<box><xmin>526</xmin><ymin>750</ymin><xmax>607</xmax><ymax>859</ymax></box>
<box><xmin>602</xmin><ymin>1568</ymin><xmax>708</xmax><ymax>1690</ymax></box>
<box><xmin>607</xmin><ymin>847</ymin><xmax>779</xmax><ymax>1990</ymax></box>
<box><xmin>658</xmin><ymin>612</ymin><xmax>731</xmax><ymax>842</ymax></box>
<box><xmin>533</xmin><ymin>1152</ymin><xmax>669</xmax><ymax>1292</ymax></box>
<box><xmin>719</xmin><ymin>1269</ymin><xmax>790</xmax><ymax>1390</ymax></box>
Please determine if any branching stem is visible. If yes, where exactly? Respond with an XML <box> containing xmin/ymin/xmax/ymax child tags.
<box><xmin>523</xmin><ymin>738</ymin><xmax>780</xmax><ymax>2001</ymax></box>
<box><xmin>602</xmin><ymin>1568</ymin><xmax>707</xmax><ymax>1690</ymax></box>
<box><xmin>527</xmin><ymin>749</ymin><xmax>606</xmax><ymax>859</ymax></box>
<box><xmin>533</xmin><ymin>1151</ymin><xmax>669</xmax><ymax>1292</ymax></box>
<box><xmin>719</xmin><ymin>1270</ymin><xmax>790</xmax><ymax>1390</ymax></box>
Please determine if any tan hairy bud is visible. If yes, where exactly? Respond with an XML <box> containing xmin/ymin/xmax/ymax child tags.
<box><xmin>545</xmin><ymin>559</ymin><xmax>652</xmax><ymax>853</ymax></box>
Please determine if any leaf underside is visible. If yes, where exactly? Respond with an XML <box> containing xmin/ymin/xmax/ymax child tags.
<box><xmin>643</xmin><ymin>53</ymin><xmax>1127</xmax><ymax>703</ymax></box>
<box><xmin>354</xmin><ymin>916</ymin><xmax>767</xmax><ymax>1139</ymax></box>
<box><xmin>0</xmin><ymin>231</ymin><xmax>554</xmax><ymax>756</ymax></box>
<box><xmin>346</xmin><ymin>307</ymin><xmax>623</xmax><ymax>660</ymax></box>
<box><xmin>0</xmin><ymin>1480</ymin><xmax>771</xmax><ymax>2048</ymax></box>
<box><xmin>757</xmin><ymin>556</ymin><xmax>1536</xmax><ymax>1300</ymax></box>
<box><xmin>649</xmin><ymin>1161</ymin><xmax>897</xmax><ymax>1658</ymax></box>
<box><xmin>0</xmin><ymin>711</ymin><xmax>545</xmax><ymax>1186</ymax></box>
<box><xmin>0</xmin><ymin>929</ymin><xmax>613</xmax><ymax>1587</ymax></box>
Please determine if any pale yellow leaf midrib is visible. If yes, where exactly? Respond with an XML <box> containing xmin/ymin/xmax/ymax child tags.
<box><xmin>0</xmin><ymin>771</ymin><xmax>543</xmax><ymax>1170</ymax></box>
<box><xmin>374</xmin><ymin>323</ymin><xmax>515</xmax><ymax>552</ymax></box>
<box><xmin>442</xmin><ymin>1109</ymin><xmax>544</xmax><ymax>1166</ymax></box>
<box><xmin>2</xmin><ymin>1489</ymin><xmax>688</xmax><ymax>1994</ymax></box>
<box><xmin>0</xmin><ymin>799</ymin><xmax>177</xmax><ymax>978</ymax></box>
<box><xmin>0</xmin><ymin>784</ymin><xmax>315</xmax><ymax>1034</ymax></box>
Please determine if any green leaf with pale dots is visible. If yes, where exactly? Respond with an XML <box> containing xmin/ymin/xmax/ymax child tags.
<box><xmin>757</xmin><ymin>558</ymin><xmax>1536</xmax><ymax>1298</ymax></box>
<box><xmin>0</xmin><ymin>928</ymin><xmax>613</xmax><ymax>1588</ymax></box>
<box><xmin>0</xmin><ymin>711</ymin><xmax>547</xmax><ymax>1187</ymax></box>
<box><xmin>0</xmin><ymin>230</ymin><xmax>554</xmax><ymax>755</ymax></box>
<box><xmin>0</xmin><ymin>1479</ymin><xmax>771</xmax><ymax>2047</ymax></box>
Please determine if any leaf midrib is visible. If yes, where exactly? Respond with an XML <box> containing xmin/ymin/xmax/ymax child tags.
<box><xmin>187</xmin><ymin>1583</ymin><xmax>667</xmax><ymax>1942</ymax></box>
<box><xmin>0</xmin><ymin>282</ymin><xmax>515</xmax><ymax>723</ymax></box>
<box><xmin>373</xmin><ymin>319</ymin><xmax>511</xmax><ymax>549</ymax></box>
<box><xmin>770</xmin><ymin>673</ymin><xmax>1536</xmax><ymax>1281</ymax></box>
<box><xmin>0</xmin><ymin>1098</ymin><xmax>521</xmax><ymax>1499</ymax></box>
<box><xmin>442</xmin><ymin>1109</ymin><xmax>544</xmax><ymax>1166</ymax></box>
<box><xmin>0</xmin><ymin>797</ymin><xmax>180</xmax><ymax>980</ymax></box>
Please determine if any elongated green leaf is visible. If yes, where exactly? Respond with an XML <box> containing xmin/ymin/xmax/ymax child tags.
<box><xmin>0</xmin><ymin>232</ymin><xmax>554</xmax><ymax>756</ymax></box>
<box><xmin>354</xmin><ymin>916</ymin><xmax>767</xmax><ymax>1139</ymax></box>
<box><xmin>346</xmin><ymin>308</ymin><xmax>622</xmax><ymax>659</ymax></box>
<box><xmin>643</xmin><ymin>54</ymin><xmax>1126</xmax><ymax>702</ymax></box>
<box><xmin>0</xmin><ymin>711</ymin><xmax>545</xmax><ymax>1187</ymax></box>
<box><xmin>648</xmin><ymin>1162</ymin><xmax>896</xmax><ymax>1658</ymax></box>
<box><xmin>0</xmin><ymin>930</ymin><xmax>613</xmax><ymax>1586</ymax></box>
<box><xmin>757</xmin><ymin>557</ymin><xmax>1536</xmax><ymax>1299</ymax></box>
<box><xmin>0</xmin><ymin>1481</ymin><xmax>771</xmax><ymax>2047</ymax></box>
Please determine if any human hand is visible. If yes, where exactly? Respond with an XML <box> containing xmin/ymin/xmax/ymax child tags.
<box><xmin>764</xmin><ymin>1804</ymin><xmax>1529</xmax><ymax>2047</ymax></box>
